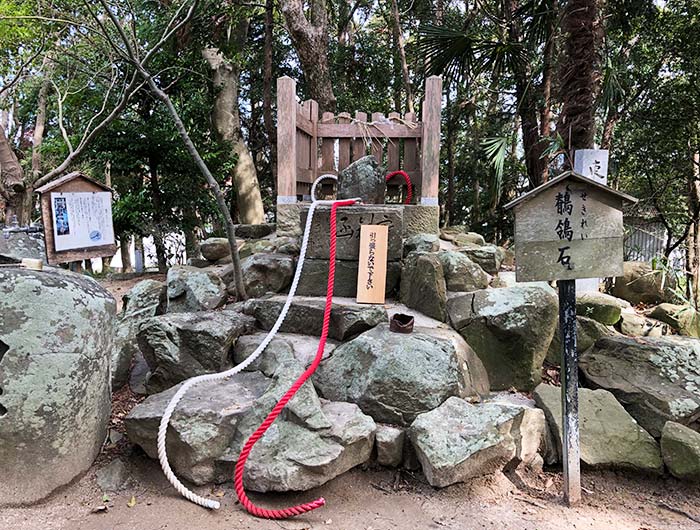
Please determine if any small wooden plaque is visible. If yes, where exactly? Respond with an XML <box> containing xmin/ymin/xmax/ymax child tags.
<box><xmin>356</xmin><ymin>225</ymin><xmax>388</xmax><ymax>304</ymax></box>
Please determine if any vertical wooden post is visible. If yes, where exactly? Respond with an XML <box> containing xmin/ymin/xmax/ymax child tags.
<box><xmin>420</xmin><ymin>76</ymin><xmax>442</xmax><ymax>204</ymax></box>
<box><xmin>277</xmin><ymin>76</ymin><xmax>297</xmax><ymax>203</ymax></box>
<box><xmin>558</xmin><ymin>278</ymin><xmax>581</xmax><ymax>506</ymax></box>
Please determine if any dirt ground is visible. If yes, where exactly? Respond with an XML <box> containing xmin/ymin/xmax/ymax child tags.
<box><xmin>2</xmin><ymin>451</ymin><xmax>700</xmax><ymax>530</ymax></box>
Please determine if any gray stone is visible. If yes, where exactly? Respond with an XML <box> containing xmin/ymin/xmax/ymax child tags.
<box><xmin>129</xmin><ymin>350</ymin><xmax>149</xmax><ymax>394</ymax></box>
<box><xmin>232</xmin><ymin>332</ymin><xmax>339</xmax><ymax>376</ymax></box>
<box><xmin>315</xmin><ymin>324</ymin><xmax>489</xmax><ymax>426</ymax></box>
<box><xmin>618</xmin><ymin>311</ymin><xmax>670</xmax><ymax>337</ymax></box>
<box><xmin>580</xmin><ymin>335</ymin><xmax>700</xmax><ymax>437</ymax></box>
<box><xmin>199</xmin><ymin>237</ymin><xmax>230</xmax><ymax>262</ymax></box>
<box><xmin>0</xmin><ymin>231</ymin><xmax>46</xmax><ymax>263</ymax></box>
<box><xmin>409</xmin><ymin>397</ymin><xmax>545</xmax><ymax>487</ymax></box>
<box><xmin>0</xmin><ymin>268</ymin><xmax>115</xmax><ymax>505</ymax></box>
<box><xmin>453</xmin><ymin>232</ymin><xmax>486</xmax><ymax>247</ymax></box>
<box><xmin>166</xmin><ymin>265</ymin><xmax>228</xmax><ymax>313</ymax></box>
<box><xmin>138</xmin><ymin>310</ymin><xmax>256</xmax><ymax>393</ymax></box>
<box><xmin>439</xmin><ymin>225</ymin><xmax>469</xmax><ymax>242</ymax></box>
<box><xmin>296</xmin><ymin>258</ymin><xmax>401</xmax><ymax>297</ymax></box>
<box><xmin>238</xmin><ymin>253</ymin><xmax>294</xmax><ymax>298</ymax></box>
<box><xmin>533</xmin><ymin>384</ymin><xmax>663</xmax><ymax>473</ymax></box>
<box><xmin>612</xmin><ymin>261</ymin><xmax>678</xmax><ymax>305</ymax></box>
<box><xmin>276</xmin><ymin>203</ymin><xmax>304</xmax><ymax>237</ymax></box>
<box><xmin>448</xmin><ymin>285</ymin><xmax>558</xmax><ymax>391</ymax></box>
<box><xmin>649</xmin><ymin>303</ymin><xmax>700</xmax><ymax>338</ymax></box>
<box><xmin>402</xmin><ymin>205</ymin><xmax>439</xmax><ymax>239</ymax></box>
<box><xmin>96</xmin><ymin>459</ymin><xmax>129</xmax><ymax>492</ymax></box>
<box><xmin>661</xmin><ymin>421</ymin><xmax>700</xmax><ymax>481</ymax></box>
<box><xmin>337</xmin><ymin>155</ymin><xmax>385</xmax><ymax>204</ymax></box>
<box><xmin>576</xmin><ymin>292</ymin><xmax>628</xmax><ymax>325</ymax></box>
<box><xmin>403</xmin><ymin>233</ymin><xmax>440</xmax><ymax>256</ymax></box>
<box><xmin>546</xmin><ymin>316</ymin><xmax>616</xmax><ymax>365</ymax></box>
<box><xmin>375</xmin><ymin>424</ymin><xmax>405</xmax><ymax>467</ymax></box>
<box><xmin>241</xmin><ymin>295</ymin><xmax>387</xmax><ymax>341</ymax></box>
<box><xmin>111</xmin><ymin>280</ymin><xmax>166</xmax><ymax>389</ymax></box>
<box><xmin>235</xmin><ymin>223</ymin><xmax>276</xmax><ymax>240</ymax></box>
<box><xmin>438</xmin><ymin>251</ymin><xmax>490</xmax><ymax>292</ymax></box>
<box><xmin>186</xmin><ymin>257</ymin><xmax>211</xmax><ymax>268</ymax></box>
<box><xmin>125</xmin><ymin>368</ymin><xmax>375</xmax><ymax>490</ymax></box>
<box><xmin>301</xmin><ymin>205</ymin><xmax>403</xmax><ymax>261</ymax></box>
<box><xmin>400</xmin><ymin>252</ymin><xmax>447</xmax><ymax>321</ymax></box>
<box><xmin>456</xmin><ymin>244</ymin><xmax>505</xmax><ymax>274</ymax></box>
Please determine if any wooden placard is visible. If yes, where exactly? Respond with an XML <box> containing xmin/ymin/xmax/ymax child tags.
<box><xmin>513</xmin><ymin>179</ymin><xmax>625</xmax><ymax>282</ymax></box>
<box><xmin>356</xmin><ymin>225</ymin><xmax>388</xmax><ymax>304</ymax></box>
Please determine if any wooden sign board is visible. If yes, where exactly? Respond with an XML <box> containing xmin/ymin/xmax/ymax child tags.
<box><xmin>35</xmin><ymin>172</ymin><xmax>117</xmax><ymax>265</ymax></box>
<box><xmin>356</xmin><ymin>224</ymin><xmax>388</xmax><ymax>304</ymax></box>
<box><xmin>505</xmin><ymin>172</ymin><xmax>637</xmax><ymax>282</ymax></box>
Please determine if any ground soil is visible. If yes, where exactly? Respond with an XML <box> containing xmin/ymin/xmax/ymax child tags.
<box><xmin>2</xmin><ymin>452</ymin><xmax>700</xmax><ymax>530</ymax></box>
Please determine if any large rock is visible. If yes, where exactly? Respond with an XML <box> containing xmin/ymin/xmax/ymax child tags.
<box><xmin>241</xmin><ymin>295</ymin><xmax>387</xmax><ymax>341</ymax></box>
<box><xmin>439</xmin><ymin>225</ymin><xmax>469</xmax><ymax>242</ymax></box>
<box><xmin>0</xmin><ymin>231</ymin><xmax>46</xmax><ymax>263</ymax></box>
<box><xmin>612</xmin><ymin>261</ymin><xmax>677</xmax><ymax>305</ymax></box>
<box><xmin>546</xmin><ymin>316</ymin><xmax>616</xmax><ymax>365</ymax></box>
<box><xmin>0</xmin><ymin>268</ymin><xmax>115</xmax><ymax>505</ymax></box>
<box><xmin>402</xmin><ymin>204</ymin><xmax>439</xmax><ymax>239</ymax></box>
<box><xmin>125</xmin><ymin>366</ymin><xmax>375</xmax><ymax>490</ymax></box>
<box><xmin>448</xmin><ymin>285</ymin><xmax>558</xmax><ymax>390</ymax></box>
<box><xmin>238</xmin><ymin>253</ymin><xmax>294</xmax><ymax>298</ymax></box>
<box><xmin>296</xmin><ymin>258</ymin><xmax>401</xmax><ymax>297</ymax></box>
<box><xmin>403</xmin><ymin>233</ymin><xmax>440</xmax><ymax>256</ymax></box>
<box><xmin>199</xmin><ymin>237</ymin><xmax>230</xmax><ymax>262</ymax></box>
<box><xmin>456</xmin><ymin>244</ymin><xmax>505</xmax><ymax>274</ymax></box>
<box><xmin>400</xmin><ymin>252</ymin><xmax>447</xmax><ymax>321</ymax></box>
<box><xmin>337</xmin><ymin>155</ymin><xmax>385</xmax><ymax>204</ymax></box>
<box><xmin>438</xmin><ymin>251</ymin><xmax>490</xmax><ymax>292</ymax></box>
<box><xmin>618</xmin><ymin>311</ymin><xmax>670</xmax><ymax>337</ymax></box>
<box><xmin>576</xmin><ymin>292</ymin><xmax>629</xmax><ymax>325</ymax></box>
<box><xmin>409</xmin><ymin>397</ymin><xmax>545</xmax><ymax>487</ymax></box>
<box><xmin>137</xmin><ymin>310</ymin><xmax>256</xmax><ymax>393</ymax></box>
<box><xmin>301</xmin><ymin>205</ymin><xmax>403</xmax><ymax>261</ymax></box>
<box><xmin>235</xmin><ymin>223</ymin><xmax>276</xmax><ymax>240</ymax></box>
<box><xmin>453</xmin><ymin>232</ymin><xmax>486</xmax><ymax>247</ymax></box>
<box><xmin>232</xmin><ymin>332</ymin><xmax>339</xmax><ymax>375</ymax></box>
<box><xmin>375</xmin><ymin>424</ymin><xmax>405</xmax><ymax>467</ymax></box>
<box><xmin>533</xmin><ymin>384</ymin><xmax>663</xmax><ymax>473</ymax></box>
<box><xmin>661</xmin><ymin>421</ymin><xmax>700</xmax><ymax>481</ymax></box>
<box><xmin>580</xmin><ymin>336</ymin><xmax>700</xmax><ymax>437</ymax></box>
<box><xmin>649</xmin><ymin>303</ymin><xmax>700</xmax><ymax>338</ymax></box>
<box><xmin>111</xmin><ymin>279</ymin><xmax>166</xmax><ymax>389</ymax></box>
<box><xmin>166</xmin><ymin>265</ymin><xmax>228</xmax><ymax>312</ymax></box>
<box><xmin>315</xmin><ymin>324</ymin><xmax>489</xmax><ymax>426</ymax></box>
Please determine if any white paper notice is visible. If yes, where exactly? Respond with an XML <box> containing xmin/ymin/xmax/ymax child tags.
<box><xmin>51</xmin><ymin>192</ymin><xmax>115</xmax><ymax>251</ymax></box>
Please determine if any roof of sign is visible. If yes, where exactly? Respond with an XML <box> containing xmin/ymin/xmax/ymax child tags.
<box><xmin>35</xmin><ymin>171</ymin><xmax>113</xmax><ymax>194</ymax></box>
<box><xmin>503</xmin><ymin>171</ymin><xmax>638</xmax><ymax>210</ymax></box>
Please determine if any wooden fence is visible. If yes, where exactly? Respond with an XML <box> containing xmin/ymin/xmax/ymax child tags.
<box><xmin>276</xmin><ymin>76</ymin><xmax>442</xmax><ymax>205</ymax></box>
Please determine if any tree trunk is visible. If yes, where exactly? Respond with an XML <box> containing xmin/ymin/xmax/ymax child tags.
<box><xmin>120</xmin><ymin>235</ymin><xmax>133</xmax><ymax>273</ymax></box>
<box><xmin>203</xmin><ymin>41</ymin><xmax>265</xmax><ymax>225</ymax></box>
<box><xmin>389</xmin><ymin>0</ymin><xmax>415</xmax><ymax>113</ymax></box>
<box><xmin>538</xmin><ymin>0</ymin><xmax>557</xmax><ymax>183</ymax></box>
<box><xmin>688</xmin><ymin>149</ymin><xmax>700</xmax><ymax>308</ymax></box>
<box><xmin>263</xmin><ymin>0</ymin><xmax>278</xmax><ymax>190</ymax></box>
<box><xmin>279</xmin><ymin>0</ymin><xmax>336</xmax><ymax>112</ymax></box>
<box><xmin>0</xmin><ymin>125</ymin><xmax>26</xmax><ymax>224</ymax></box>
<box><xmin>558</xmin><ymin>0</ymin><xmax>603</xmax><ymax>158</ymax></box>
<box><xmin>445</xmin><ymin>87</ymin><xmax>456</xmax><ymax>225</ymax></box>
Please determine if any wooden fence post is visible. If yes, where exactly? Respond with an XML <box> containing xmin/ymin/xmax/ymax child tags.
<box><xmin>277</xmin><ymin>76</ymin><xmax>297</xmax><ymax>203</ymax></box>
<box><xmin>421</xmin><ymin>76</ymin><xmax>442</xmax><ymax>205</ymax></box>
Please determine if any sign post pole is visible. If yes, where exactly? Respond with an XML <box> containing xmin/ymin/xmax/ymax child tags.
<box><xmin>558</xmin><ymin>278</ymin><xmax>581</xmax><ymax>506</ymax></box>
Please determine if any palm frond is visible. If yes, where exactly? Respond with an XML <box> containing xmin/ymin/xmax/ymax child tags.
<box><xmin>481</xmin><ymin>136</ymin><xmax>509</xmax><ymax>205</ymax></box>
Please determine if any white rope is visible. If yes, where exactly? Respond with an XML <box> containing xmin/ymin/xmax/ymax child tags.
<box><xmin>156</xmin><ymin>175</ymin><xmax>358</xmax><ymax>509</ymax></box>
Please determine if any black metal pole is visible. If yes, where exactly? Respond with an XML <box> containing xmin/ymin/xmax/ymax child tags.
<box><xmin>558</xmin><ymin>278</ymin><xmax>580</xmax><ymax>505</ymax></box>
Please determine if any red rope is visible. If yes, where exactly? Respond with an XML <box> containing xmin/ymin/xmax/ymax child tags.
<box><xmin>385</xmin><ymin>170</ymin><xmax>413</xmax><ymax>204</ymax></box>
<box><xmin>234</xmin><ymin>199</ymin><xmax>357</xmax><ymax>519</ymax></box>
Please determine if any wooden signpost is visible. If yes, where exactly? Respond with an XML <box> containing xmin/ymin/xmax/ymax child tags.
<box><xmin>35</xmin><ymin>172</ymin><xmax>117</xmax><ymax>265</ymax></box>
<box><xmin>356</xmin><ymin>225</ymin><xmax>389</xmax><ymax>304</ymax></box>
<box><xmin>505</xmin><ymin>171</ymin><xmax>637</xmax><ymax>506</ymax></box>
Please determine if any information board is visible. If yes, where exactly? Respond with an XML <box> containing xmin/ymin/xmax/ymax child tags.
<box><xmin>51</xmin><ymin>192</ymin><xmax>115</xmax><ymax>252</ymax></box>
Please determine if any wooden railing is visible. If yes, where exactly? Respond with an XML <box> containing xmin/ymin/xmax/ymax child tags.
<box><xmin>276</xmin><ymin>76</ymin><xmax>442</xmax><ymax>205</ymax></box>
